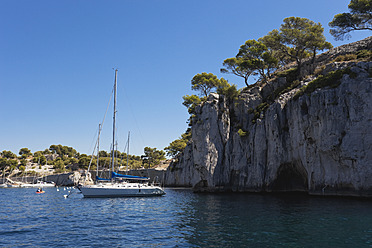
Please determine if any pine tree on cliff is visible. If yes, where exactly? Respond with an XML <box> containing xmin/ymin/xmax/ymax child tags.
<box><xmin>329</xmin><ymin>0</ymin><xmax>372</xmax><ymax>40</ymax></box>
<box><xmin>220</xmin><ymin>57</ymin><xmax>253</xmax><ymax>87</ymax></box>
<box><xmin>261</xmin><ymin>17</ymin><xmax>332</xmax><ymax>77</ymax></box>
<box><xmin>190</xmin><ymin>72</ymin><xmax>226</xmax><ymax>97</ymax></box>
<box><xmin>221</xmin><ymin>40</ymin><xmax>278</xmax><ymax>85</ymax></box>
<box><xmin>222</xmin><ymin>17</ymin><xmax>332</xmax><ymax>83</ymax></box>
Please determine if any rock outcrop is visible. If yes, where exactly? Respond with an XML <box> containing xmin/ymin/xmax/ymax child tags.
<box><xmin>165</xmin><ymin>37</ymin><xmax>372</xmax><ymax>197</ymax></box>
<box><xmin>45</xmin><ymin>171</ymin><xmax>93</xmax><ymax>186</ymax></box>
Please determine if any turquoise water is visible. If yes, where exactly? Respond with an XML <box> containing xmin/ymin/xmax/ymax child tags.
<box><xmin>0</xmin><ymin>187</ymin><xmax>371</xmax><ymax>247</ymax></box>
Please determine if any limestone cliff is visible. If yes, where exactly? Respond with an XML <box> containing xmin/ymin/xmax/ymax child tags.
<box><xmin>165</xmin><ymin>37</ymin><xmax>372</xmax><ymax>197</ymax></box>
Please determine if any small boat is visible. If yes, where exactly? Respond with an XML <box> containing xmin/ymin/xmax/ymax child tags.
<box><xmin>36</xmin><ymin>188</ymin><xmax>45</xmax><ymax>194</ymax></box>
<box><xmin>37</xmin><ymin>181</ymin><xmax>55</xmax><ymax>187</ymax></box>
<box><xmin>14</xmin><ymin>180</ymin><xmax>55</xmax><ymax>188</ymax></box>
<box><xmin>5</xmin><ymin>178</ymin><xmax>22</xmax><ymax>187</ymax></box>
<box><xmin>78</xmin><ymin>69</ymin><xmax>165</xmax><ymax>198</ymax></box>
<box><xmin>19</xmin><ymin>183</ymin><xmax>37</xmax><ymax>188</ymax></box>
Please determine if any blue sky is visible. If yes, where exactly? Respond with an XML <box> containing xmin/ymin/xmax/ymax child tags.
<box><xmin>0</xmin><ymin>0</ymin><xmax>370</xmax><ymax>156</ymax></box>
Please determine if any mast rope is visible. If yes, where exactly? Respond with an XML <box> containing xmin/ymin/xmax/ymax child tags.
<box><xmin>121</xmin><ymin>84</ymin><xmax>146</xmax><ymax>153</ymax></box>
<box><xmin>87</xmin><ymin>86</ymin><xmax>114</xmax><ymax>157</ymax></box>
<box><xmin>85</xmin><ymin>85</ymin><xmax>115</xmax><ymax>184</ymax></box>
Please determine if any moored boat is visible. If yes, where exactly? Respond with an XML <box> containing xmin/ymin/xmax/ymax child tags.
<box><xmin>78</xmin><ymin>69</ymin><xmax>165</xmax><ymax>198</ymax></box>
<box><xmin>79</xmin><ymin>181</ymin><xmax>165</xmax><ymax>198</ymax></box>
<box><xmin>0</xmin><ymin>183</ymin><xmax>8</xmax><ymax>188</ymax></box>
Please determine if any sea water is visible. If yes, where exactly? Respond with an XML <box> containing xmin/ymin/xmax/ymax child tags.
<box><xmin>0</xmin><ymin>187</ymin><xmax>371</xmax><ymax>247</ymax></box>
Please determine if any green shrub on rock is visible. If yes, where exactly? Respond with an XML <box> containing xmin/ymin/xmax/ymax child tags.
<box><xmin>356</xmin><ymin>50</ymin><xmax>372</xmax><ymax>61</ymax></box>
<box><xmin>293</xmin><ymin>67</ymin><xmax>353</xmax><ymax>100</ymax></box>
<box><xmin>238</xmin><ymin>129</ymin><xmax>248</xmax><ymax>137</ymax></box>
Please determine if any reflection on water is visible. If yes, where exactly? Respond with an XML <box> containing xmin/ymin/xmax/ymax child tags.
<box><xmin>0</xmin><ymin>188</ymin><xmax>371</xmax><ymax>247</ymax></box>
<box><xmin>182</xmin><ymin>193</ymin><xmax>372</xmax><ymax>247</ymax></box>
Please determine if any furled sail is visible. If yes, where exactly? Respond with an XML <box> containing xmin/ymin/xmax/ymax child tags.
<box><xmin>111</xmin><ymin>172</ymin><xmax>149</xmax><ymax>180</ymax></box>
<box><xmin>96</xmin><ymin>176</ymin><xmax>111</xmax><ymax>181</ymax></box>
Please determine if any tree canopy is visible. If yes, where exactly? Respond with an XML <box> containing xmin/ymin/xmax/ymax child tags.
<box><xmin>1</xmin><ymin>150</ymin><xmax>17</xmax><ymax>159</ymax></box>
<box><xmin>141</xmin><ymin>147</ymin><xmax>166</xmax><ymax>169</ymax></box>
<box><xmin>182</xmin><ymin>94</ymin><xmax>202</xmax><ymax>115</ymax></box>
<box><xmin>183</xmin><ymin>73</ymin><xmax>237</xmax><ymax>122</ymax></box>
<box><xmin>221</xmin><ymin>39</ymin><xmax>278</xmax><ymax>86</ymax></box>
<box><xmin>236</xmin><ymin>39</ymin><xmax>278</xmax><ymax>83</ymax></box>
<box><xmin>221</xmin><ymin>57</ymin><xmax>253</xmax><ymax>87</ymax></box>
<box><xmin>306</xmin><ymin>24</ymin><xmax>333</xmax><ymax>63</ymax></box>
<box><xmin>221</xmin><ymin>17</ymin><xmax>332</xmax><ymax>85</ymax></box>
<box><xmin>164</xmin><ymin>129</ymin><xmax>191</xmax><ymax>158</ymax></box>
<box><xmin>0</xmin><ymin>157</ymin><xmax>18</xmax><ymax>170</ymax></box>
<box><xmin>329</xmin><ymin>0</ymin><xmax>372</xmax><ymax>40</ymax></box>
<box><xmin>49</xmin><ymin>144</ymin><xmax>79</xmax><ymax>158</ymax></box>
<box><xmin>19</xmin><ymin>148</ymin><xmax>32</xmax><ymax>157</ymax></box>
<box><xmin>0</xmin><ymin>143</ymin><xmax>167</xmax><ymax>174</ymax></box>
<box><xmin>191</xmin><ymin>72</ymin><xmax>228</xmax><ymax>97</ymax></box>
<box><xmin>32</xmin><ymin>153</ymin><xmax>47</xmax><ymax>165</ymax></box>
<box><xmin>261</xmin><ymin>17</ymin><xmax>331</xmax><ymax>76</ymax></box>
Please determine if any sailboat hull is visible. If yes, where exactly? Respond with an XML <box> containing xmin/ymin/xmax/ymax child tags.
<box><xmin>79</xmin><ymin>183</ymin><xmax>165</xmax><ymax>198</ymax></box>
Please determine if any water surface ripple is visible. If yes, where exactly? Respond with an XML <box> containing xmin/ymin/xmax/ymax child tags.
<box><xmin>0</xmin><ymin>188</ymin><xmax>371</xmax><ymax>247</ymax></box>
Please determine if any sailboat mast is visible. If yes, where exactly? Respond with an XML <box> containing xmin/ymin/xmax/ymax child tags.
<box><xmin>111</xmin><ymin>69</ymin><xmax>118</xmax><ymax>177</ymax></box>
<box><xmin>126</xmin><ymin>131</ymin><xmax>130</xmax><ymax>174</ymax></box>
<box><xmin>97</xmin><ymin>123</ymin><xmax>101</xmax><ymax>179</ymax></box>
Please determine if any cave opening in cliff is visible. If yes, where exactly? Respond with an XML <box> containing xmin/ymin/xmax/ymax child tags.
<box><xmin>270</xmin><ymin>162</ymin><xmax>308</xmax><ymax>192</ymax></box>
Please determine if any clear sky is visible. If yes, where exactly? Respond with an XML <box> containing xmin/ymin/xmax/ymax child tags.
<box><xmin>0</xmin><ymin>0</ymin><xmax>370</xmax><ymax>156</ymax></box>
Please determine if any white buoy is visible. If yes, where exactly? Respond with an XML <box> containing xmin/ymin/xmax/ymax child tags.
<box><xmin>57</xmin><ymin>188</ymin><xmax>59</xmax><ymax>192</ymax></box>
<box><xmin>63</xmin><ymin>195</ymin><xmax>67</xmax><ymax>198</ymax></box>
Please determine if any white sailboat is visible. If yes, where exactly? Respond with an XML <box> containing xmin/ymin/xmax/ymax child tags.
<box><xmin>18</xmin><ymin>168</ymin><xmax>37</xmax><ymax>188</ymax></box>
<box><xmin>20</xmin><ymin>163</ymin><xmax>55</xmax><ymax>188</ymax></box>
<box><xmin>36</xmin><ymin>180</ymin><xmax>55</xmax><ymax>188</ymax></box>
<box><xmin>0</xmin><ymin>169</ymin><xmax>8</xmax><ymax>188</ymax></box>
<box><xmin>78</xmin><ymin>69</ymin><xmax>165</xmax><ymax>197</ymax></box>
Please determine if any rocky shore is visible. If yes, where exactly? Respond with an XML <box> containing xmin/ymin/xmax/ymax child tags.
<box><xmin>1</xmin><ymin>168</ymin><xmax>167</xmax><ymax>187</ymax></box>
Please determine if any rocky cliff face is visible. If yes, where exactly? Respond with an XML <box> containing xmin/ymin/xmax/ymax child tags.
<box><xmin>165</xmin><ymin>37</ymin><xmax>372</xmax><ymax>197</ymax></box>
<box><xmin>45</xmin><ymin>171</ymin><xmax>93</xmax><ymax>186</ymax></box>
